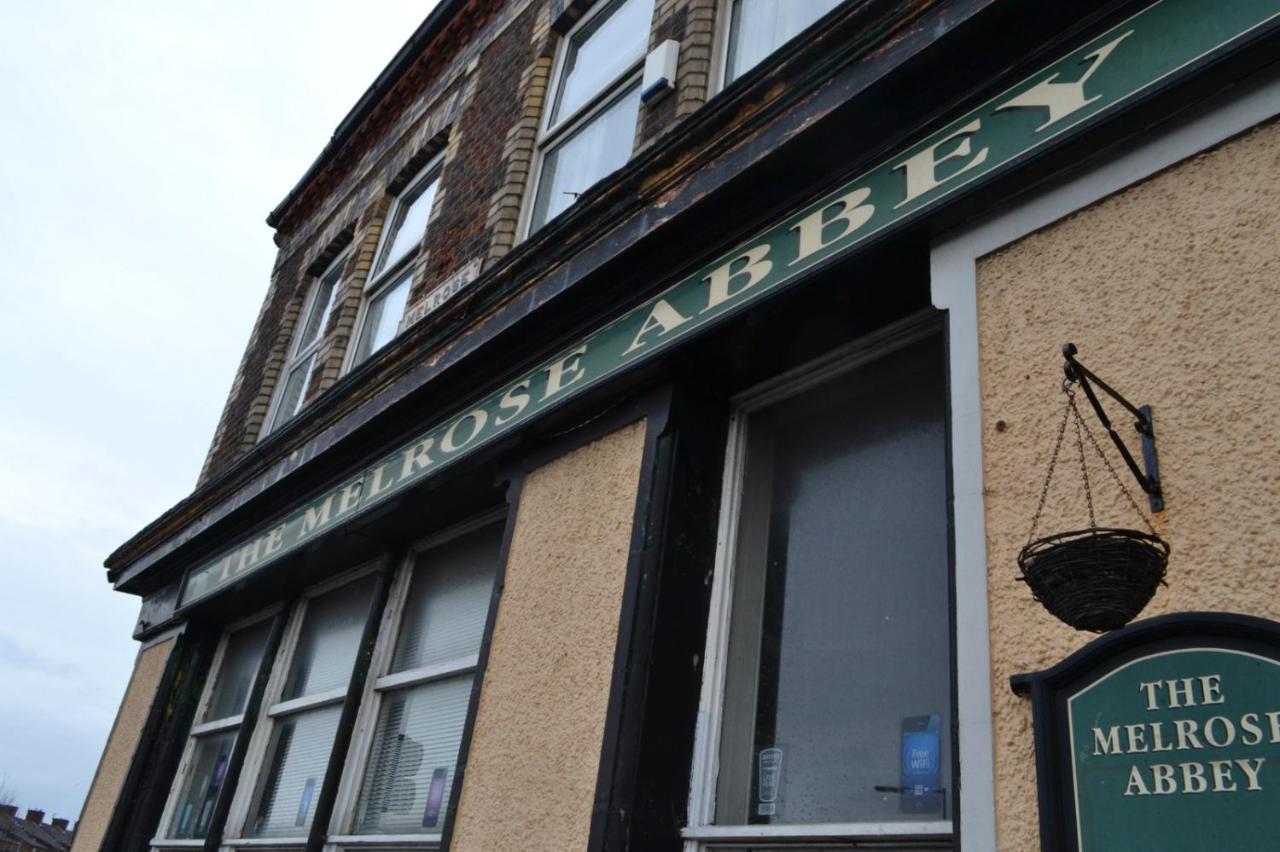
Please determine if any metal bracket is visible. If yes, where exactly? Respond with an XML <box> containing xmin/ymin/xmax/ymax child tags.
<box><xmin>1062</xmin><ymin>343</ymin><xmax>1165</xmax><ymax>512</ymax></box>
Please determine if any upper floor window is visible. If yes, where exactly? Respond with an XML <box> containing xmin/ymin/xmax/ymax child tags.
<box><xmin>266</xmin><ymin>252</ymin><xmax>347</xmax><ymax>434</ymax></box>
<box><xmin>350</xmin><ymin>158</ymin><xmax>443</xmax><ymax>368</ymax></box>
<box><xmin>685</xmin><ymin>332</ymin><xmax>954</xmax><ymax>849</ymax></box>
<box><xmin>723</xmin><ymin>0</ymin><xmax>843</xmax><ymax>84</ymax></box>
<box><xmin>526</xmin><ymin>0</ymin><xmax>655</xmax><ymax>233</ymax></box>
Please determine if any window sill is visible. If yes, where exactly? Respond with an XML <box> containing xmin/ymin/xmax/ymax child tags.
<box><xmin>681</xmin><ymin>819</ymin><xmax>953</xmax><ymax>841</ymax></box>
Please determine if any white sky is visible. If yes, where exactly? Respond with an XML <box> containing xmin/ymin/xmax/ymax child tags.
<box><xmin>0</xmin><ymin>0</ymin><xmax>439</xmax><ymax>821</ymax></box>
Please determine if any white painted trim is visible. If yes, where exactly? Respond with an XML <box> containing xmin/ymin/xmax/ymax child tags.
<box><xmin>153</xmin><ymin>610</ymin><xmax>274</xmax><ymax>844</ymax></box>
<box><xmin>223</xmin><ymin>836</ymin><xmax>309</xmax><ymax>847</ymax></box>
<box><xmin>372</xmin><ymin>655</ymin><xmax>478</xmax><ymax>692</ymax></box>
<box><xmin>190</xmin><ymin>715</ymin><xmax>245</xmax><ymax>737</ymax></box>
<box><xmin>149</xmin><ymin>840</ymin><xmax>205</xmax><ymax>848</ymax></box>
<box><xmin>325</xmin><ymin>551</ymin><xmax>418</xmax><ymax>836</ymax></box>
<box><xmin>683</xmin><ymin>819</ymin><xmax>953</xmax><ymax>840</ymax></box>
<box><xmin>327</xmin><ymin>833</ymin><xmax>443</xmax><ymax>845</ymax></box>
<box><xmin>708</xmin><ymin>0</ymin><xmax>733</xmax><ymax>99</ymax></box>
<box><xmin>928</xmin><ymin>68</ymin><xmax>1280</xmax><ymax>852</ymax></box>
<box><xmin>326</xmin><ymin>512</ymin><xmax>507</xmax><ymax>838</ymax></box>
<box><xmin>262</xmin><ymin>249</ymin><xmax>351</xmax><ymax>438</ymax></box>
<box><xmin>265</xmin><ymin>686</ymin><xmax>348</xmax><ymax>718</ymax></box>
<box><xmin>224</xmin><ymin>567</ymin><xmax>378</xmax><ymax>840</ymax></box>
<box><xmin>343</xmin><ymin>151</ymin><xmax>446</xmax><ymax>376</ymax></box>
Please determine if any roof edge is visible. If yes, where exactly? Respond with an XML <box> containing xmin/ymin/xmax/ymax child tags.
<box><xmin>265</xmin><ymin>0</ymin><xmax>472</xmax><ymax>230</ymax></box>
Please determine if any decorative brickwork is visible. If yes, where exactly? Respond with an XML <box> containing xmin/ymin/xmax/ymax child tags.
<box><xmin>199</xmin><ymin>0</ymin><xmax>724</xmax><ymax>486</ymax></box>
<box><xmin>487</xmin><ymin>2</ymin><xmax>555</xmax><ymax>260</ymax></box>
<box><xmin>636</xmin><ymin>0</ymin><xmax>717</xmax><ymax>148</ymax></box>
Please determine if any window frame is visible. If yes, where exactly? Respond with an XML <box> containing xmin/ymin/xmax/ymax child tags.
<box><xmin>263</xmin><ymin>251</ymin><xmax>349</xmax><ymax>437</ymax></box>
<box><xmin>682</xmin><ymin>319</ymin><xmax>956</xmax><ymax>850</ymax></box>
<box><xmin>324</xmin><ymin>509</ymin><xmax>506</xmax><ymax>849</ymax></box>
<box><xmin>517</xmin><ymin>0</ymin><xmax>653</xmax><ymax>238</ymax></box>
<box><xmin>221</xmin><ymin>563</ymin><xmax>384</xmax><ymax>847</ymax></box>
<box><xmin>710</xmin><ymin>0</ymin><xmax>848</xmax><ymax>95</ymax></box>
<box><xmin>152</xmin><ymin>607</ymin><xmax>282</xmax><ymax>848</ymax></box>
<box><xmin>344</xmin><ymin>154</ymin><xmax>445</xmax><ymax>373</ymax></box>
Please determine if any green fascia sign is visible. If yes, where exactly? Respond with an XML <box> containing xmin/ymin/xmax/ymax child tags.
<box><xmin>1070</xmin><ymin>649</ymin><xmax>1280</xmax><ymax>849</ymax></box>
<box><xmin>181</xmin><ymin>0</ymin><xmax>1280</xmax><ymax>605</ymax></box>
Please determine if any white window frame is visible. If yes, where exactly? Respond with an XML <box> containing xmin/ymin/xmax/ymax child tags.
<box><xmin>221</xmin><ymin>563</ymin><xmax>384</xmax><ymax>847</ymax></box>
<box><xmin>517</xmin><ymin>0</ymin><xmax>653</xmax><ymax>239</ymax></box>
<box><xmin>324</xmin><ymin>509</ymin><xmax>506</xmax><ymax>850</ymax></box>
<box><xmin>151</xmin><ymin>607</ymin><xmax>281</xmax><ymax>848</ymax></box>
<box><xmin>344</xmin><ymin>154</ymin><xmax>445</xmax><ymax>374</ymax></box>
<box><xmin>683</xmin><ymin>317</ymin><xmax>955</xmax><ymax>850</ymax></box>
<box><xmin>263</xmin><ymin>251</ymin><xmax>349</xmax><ymax>437</ymax></box>
<box><xmin>710</xmin><ymin>0</ymin><xmax>848</xmax><ymax>96</ymax></box>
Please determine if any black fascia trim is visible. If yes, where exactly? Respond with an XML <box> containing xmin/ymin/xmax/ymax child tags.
<box><xmin>266</xmin><ymin>0</ymin><xmax>470</xmax><ymax>228</ymax></box>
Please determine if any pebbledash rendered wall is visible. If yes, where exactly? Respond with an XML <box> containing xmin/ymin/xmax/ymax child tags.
<box><xmin>976</xmin><ymin>118</ymin><xmax>1280</xmax><ymax>849</ymax></box>
<box><xmin>450</xmin><ymin>420</ymin><xmax>647</xmax><ymax>852</ymax></box>
<box><xmin>71</xmin><ymin>639</ymin><xmax>175</xmax><ymax>852</ymax></box>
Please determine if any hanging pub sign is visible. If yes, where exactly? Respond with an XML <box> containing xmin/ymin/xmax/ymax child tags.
<box><xmin>1012</xmin><ymin>612</ymin><xmax>1280</xmax><ymax>851</ymax></box>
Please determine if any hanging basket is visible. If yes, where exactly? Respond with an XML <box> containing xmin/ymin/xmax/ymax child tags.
<box><xmin>1018</xmin><ymin>527</ymin><xmax>1169</xmax><ymax>633</ymax></box>
<box><xmin>1020</xmin><ymin>365</ymin><xmax>1170</xmax><ymax>633</ymax></box>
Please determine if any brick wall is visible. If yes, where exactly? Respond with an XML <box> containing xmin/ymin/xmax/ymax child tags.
<box><xmin>419</xmin><ymin>2</ymin><xmax>536</xmax><ymax>299</ymax></box>
<box><xmin>198</xmin><ymin>0</ymin><xmax>725</xmax><ymax>486</ymax></box>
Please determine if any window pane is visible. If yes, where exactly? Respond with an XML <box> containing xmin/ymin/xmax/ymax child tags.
<box><xmin>726</xmin><ymin>0</ymin><xmax>843</xmax><ymax>82</ymax></box>
<box><xmin>271</xmin><ymin>355</ymin><xmax>314</xmax><ymax>432</ymax></box>
<box><xmin>282</xmin><ymin>576</ymin><xmax>375</xmax><ymax>700</ymax></box>
<box><xmin>297</xmin><ymin>265</ymin><xmax>342</xmax><ymax>352</ymax></box>
<box><xmin>715</xmin><ymin>336</ymin><xmax>951</xmax><ymax>827</ymax></box>
<box><xmin>532</xmin><ymin>81</ymin><xmax>641</xmax><ymax>230</ymax></box>
<box><xmin>247</xmin><ymin>704</ymin><xmax>343</xmax><ymax>838</ymax></box>
<box><xmin>203</xmin><ymin>620</ymin><xmax>272</xmax><ymax>723</ymax></box>
<box><xmin>353</xmin><ymin>273</ymin><xmax>413</xmax><ymax>365</ymax></box>
<box><xmin>391</xmin><ymin>522</ymin><xmax>502</xmax><ymax>673</ymax></box>
<box><xmin>167</xmin><ymin>731</ymin><xmax>236</xmax><ymax>839</ymax></box>
<box><xmin>377</xmin><ymin>174</ymin><xmax>440</xmax><ymax>276</ymax></box>
<box><xmin>353</xmin><ymin>676</ymin><xmax>474</xmax><ymax>835</ymax></box>
<box><xmin>549</xmin><ymin>0</ymin><xmax>655</xmax><ymax>125</ymax></box>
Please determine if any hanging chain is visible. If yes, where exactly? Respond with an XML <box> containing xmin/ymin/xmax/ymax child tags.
<box><xmin>1027</xmin><ymin>383</ymin><xmax>1075</xmax><ymax>543</ymax></box>
<box><xmin>1070</xmin><ymin>395</ymin><xmax>1098</xmax><ymax>529</ymax></box>
<box><xmin>1076</xmin><ymin>398</ymin><xmax>1159</xmax><ymax>535</ymax></box>
<box><xmin>1027</xmin><ymin>379</ymin><xmax>1159</xmax><ymax>543</ymax></box>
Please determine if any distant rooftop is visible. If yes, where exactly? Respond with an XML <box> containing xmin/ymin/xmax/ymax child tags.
<box><xmin>0</xmin><ymin>805</ymin><xmax>74</xmax><ymax>852</ymax></box>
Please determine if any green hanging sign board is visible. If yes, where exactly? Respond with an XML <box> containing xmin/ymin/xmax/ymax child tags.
<box><xmin>1013</xmin><ymin>613</ymin><xmax>1280</xmax><ymax>851</ymax></box>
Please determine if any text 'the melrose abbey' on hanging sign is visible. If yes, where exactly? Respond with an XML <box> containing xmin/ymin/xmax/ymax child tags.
<box><xmin>179</xmin><ymin>0</ymin><xmax>1280</xmax><ymax>606</ymax></box>
<box><xmin>1012</xmin><ymin>613</ymin><xmax>1280</xmax><ymax>852</ymax></box>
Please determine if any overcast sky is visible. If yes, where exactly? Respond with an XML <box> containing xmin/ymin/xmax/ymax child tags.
<box><xmin>0</xmin><ymin>0</ymin><xmax>439</xmax><ymax>821</ymax></box>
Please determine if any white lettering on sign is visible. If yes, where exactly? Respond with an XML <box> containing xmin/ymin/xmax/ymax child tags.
<box><xmin>1088</xmin><ymin>671</ymin><xmax>1277</xmax><ymax>797</ymax></box>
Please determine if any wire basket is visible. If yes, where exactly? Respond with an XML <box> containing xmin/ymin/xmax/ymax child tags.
<box><xmin>1018</xmin><ymin>527</ymin><xmax>1169</xmax><ymax>632</ymax></box>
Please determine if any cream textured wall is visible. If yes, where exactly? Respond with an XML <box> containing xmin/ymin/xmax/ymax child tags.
<box><xmin>975</xmin><ymin>118</ymin><xmax>1280</xmax><ymax>850</ymax></box>
<box><xmin>71</xmin><ymin>637</ymin><xmax>175</xmax><ymax>852</ymax></box>
<box><xmin>450</xmin><ymin>419</ymin><xmax>648</xmax><ymax>852</ymax></box>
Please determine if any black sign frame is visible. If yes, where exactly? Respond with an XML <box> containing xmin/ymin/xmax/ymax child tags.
<box><xmin>1010</xmin><ymin>611</ymin><xmax>1280</xmax><ymax>852</ymax></box>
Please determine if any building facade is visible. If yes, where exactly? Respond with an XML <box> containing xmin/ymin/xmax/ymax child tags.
<box><xmin>78</xmin><ymin>0</ymin><xmax>1280</xmax><ymax>850</ymax></box>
